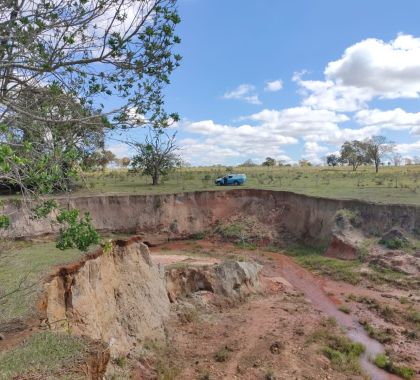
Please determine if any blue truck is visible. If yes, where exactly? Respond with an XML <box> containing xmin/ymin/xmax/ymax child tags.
<box><xmin>215</xmin><ymin>173</ymin><xmax>247</xmax><ymax>186</ymax></box>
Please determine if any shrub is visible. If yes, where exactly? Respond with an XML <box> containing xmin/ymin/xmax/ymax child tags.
<box><xmin>381</xmin><ymin>238</ymin><xmax>404</xmax><ymax>250</ymax></box>
<box><xmin>214</xmin><ymin>347</ymin><xmax>231</xmax><ymax>362</ymax></box>
<box><xmin>0</xmin><ymin>214</ymin><xmax>10</xmax><ymax>229</ymax></box>
<box><xmin>374</xmin><ymin>354</ymin><xmax>415</xmax><ymax>379</ymax></box>
<box><xmin>359</xmin><ymin>320</ymin><xmax>393</xmax><ymax>344</ymax></box>
<box><xmin>338</xmin><ymin>305</ymin><xmax>351</xmax><ymax>314</ymax></box>
<box><xmin>191</xmin><ymin>231</ymin><xmax>206</xmax><ymax>240</ymax></box>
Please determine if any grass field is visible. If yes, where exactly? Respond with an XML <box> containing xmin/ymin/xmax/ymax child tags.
<box><xmin>75</xmin><ymin>165</ymin><xmax>420</xmax><ymax>205</ymax></box>
<box><xmin>0</xmin><ymin>234</ymin><xmax>128</xmax><ymax>324</ymax></box>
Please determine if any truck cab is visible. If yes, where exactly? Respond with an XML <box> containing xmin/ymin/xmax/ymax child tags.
<box><xmin>215</xmin><ymin>173</ymin><xmax>246</xmax><ymax>186</ymax></box>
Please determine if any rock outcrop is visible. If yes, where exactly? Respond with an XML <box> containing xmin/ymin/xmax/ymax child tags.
<box><xmin>324</xmin><ymin>233</ymin><xmax>361</xmax><ymax>260</ymax></box>
<box><xmin>166</xmin><ymin>260</ymin><xmax>262</xmax><ymax>302</ymax></box>
<box><xmin>43</xmin><ymin>237</ymin><xmax>170</xmax><ymax>357</ymax></box>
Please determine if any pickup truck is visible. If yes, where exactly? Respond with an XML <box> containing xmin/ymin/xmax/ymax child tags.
<box><xmin>215</xmin><ymin>173</ymin><xmax>247</xmax><ymax>186</ymax></box>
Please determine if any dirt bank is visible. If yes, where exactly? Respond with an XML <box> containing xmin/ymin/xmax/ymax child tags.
<box><xmin>2</xmin><ymin>190</ymin><xmax>420</xmax><ymax>243</ymax></box>
<box><xmin>42</xmin><ymin>237</ymin><xmax>170</xmax><ymax>358</ymax></box>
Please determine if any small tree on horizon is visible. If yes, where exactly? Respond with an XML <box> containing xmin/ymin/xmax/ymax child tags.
<box><xmin>326</xmin><ymin>154</ymin><xmax>340</xmax><ymax>167</ymax></box>
<box><xmin>339</xmin><ymin>140</ymin><xmax>369</xmax><ymax>171</ymax></box>
<box><xmin>130</xmin><ymin>128</ymin><xmax>181</xmax><ymax>185</ymax></box>
<box><xmin>364</xmin><ymin>136</ymin><xmax>395</xmax><ymax>173</ymax></box>
<box><xmin>262</xmin><ymin>157</ymin><xmax>276</xmax><ymax>166</ymax></box>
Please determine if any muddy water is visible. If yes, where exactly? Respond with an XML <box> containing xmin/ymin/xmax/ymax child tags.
<box><xmin>271</xmin><ymin>252</ymin><xmax>400</xmax><ymax>380</ymax></box>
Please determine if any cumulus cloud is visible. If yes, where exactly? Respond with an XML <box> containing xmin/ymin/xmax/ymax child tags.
<box><xmin>223</xmin><ymin>84</ymin><xmax>261</xmax><ymax>105</ymax></box>
<box><xmin>264</xmin><ymin>79</ymin><xmax>283</xmax><ymax>92</ymax></box>
<box><xmin>355</xmin><ymin>108</ymin><xmax>420</xmax><ymax>135</ymax></box>
<box><xmin>302</xmin><ymin>142</ymin><xmax>329</xmax><ymax>164</ymax></box>
<box><xmin>395</xmin><ymin>140</ymin><xmax>420</xmax><ymax>155</ymax></box>
<box><xmin>294</xmin><ymin>34</ymin><xmax>420</xmax><ymax>112</ymax></box>
<box><xmin>179</xmin><ymin>119</ymin><xmax>296</xmax><ymax>165</ymax></box>
<box><xmin>294</xmin><ymin>72</ymin><xmax>372</xmax><ymax>112</ymax></box>
<box><xmin>108</xmin><ymin>143</ymin><xmax>132</xmax><ymax>158</ymax></box>
<box><xmin>246</xmin><ymin>106</ymin><xmax>350</xmax><ymax>142</ymax></box>
<box><xmin>178</xmin><ymin>34</ymin><xmax>420</xmax><ymax>165</ymax></box>
<box><xmin>326</xmin><ymin>34</ymin><xmax>420</xmax><ymax>99</ymax></box>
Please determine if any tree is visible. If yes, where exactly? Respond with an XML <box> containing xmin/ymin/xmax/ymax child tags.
<box><xmin>0</xmin><ymin>0</ymin><xmax>180</xmax><ymax>196</ymax></box>
<box><xmin>239</xmin><ymin>159</ymin><xmax>256</xmax><ymax>167</ymax></box>
<box><xmin>326</xmin><ymin>154</ymin><xmax>339</xmax><ymax>167</ymax></box>
<box><xmin>120</xmin><ymin>157</ymin><xmax>131</xmax><ymax>168</ymax></box>
<box><xmin>0</xmin><ymin>0</ymin><xmax>181</xmax><ymax>240</ymax></box>
<box><xmin>339</xmin><ymin>140</ymin><xmax>368</xmax><ymax>171</ymax></box>
<box><xmin>392</xmin><ymin>153</ymin><xmax>402</xmax><ymax>167</ymax></box>
<box><xmin>364</xmin><ymin>136</ymin><xmax>395</xmax><ymax>173</ymax></box>
<box><xmin>262</xmin><ymin>157</ymin><xmax>276</xmax><ymax>166</ymax></box>
<box><xmin>130</xmin><ymin>128</ymin><xmax>181</xmax><ymax>185</ymax></box>
<box><xmin>299</xmin><ymin>159</ymin><xmax>312</xmax><ymax>167</ymax></box>
<box><xmin>2</xmin><ymin>86</ymin><xmax>108</xmax><ymax>193</ymax></box>
<box><xmin>82</xmin><ymin>150</ymin><xmax>116</xmax><ymax>171</ymax></box>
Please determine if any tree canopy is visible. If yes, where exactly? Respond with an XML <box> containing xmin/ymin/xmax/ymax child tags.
<box><xmin>130</xmin><ymin>127</ymin><xmax>181</xmax><ymax>185</ymax></box>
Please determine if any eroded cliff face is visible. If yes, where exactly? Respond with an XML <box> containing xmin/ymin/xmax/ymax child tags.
<box><xmin>43</xmin><ymin>237</ymin><xmax>169</xmax><ymax>357</ymax></box>
<box><xmin>2</xmin><ymin>190</ymin><xmax>420</xmax><ymax>243</ymax></box>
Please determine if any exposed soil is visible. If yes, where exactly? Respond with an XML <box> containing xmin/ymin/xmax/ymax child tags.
<box><xmin>147</xmin><ymin>240</ymin><xmax>419</xmax><ymax>380</ymax></box>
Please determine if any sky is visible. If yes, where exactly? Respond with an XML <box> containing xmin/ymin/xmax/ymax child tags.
<box><xmin>108</xmin><ymin>0</ymin><xmax>420</xmax><ymax>165</ymax></box>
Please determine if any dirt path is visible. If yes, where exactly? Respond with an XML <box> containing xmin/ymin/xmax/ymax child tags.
<box><xmin>265</xmin><ymin>251</ymin><xmax>400</xmax><ymax>380</ymax></box>
<box><xmin>154</xmin><ymin>242</ymin><xmax>405</xmax><ymax>380</ymax></box>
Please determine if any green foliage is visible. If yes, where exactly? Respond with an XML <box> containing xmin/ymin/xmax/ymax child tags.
<box><xmin>216</xmin><ymin>222</ymin><xmax>244</xmax><ymax>240</ymax></box>
<box><xmin>31</xmin><ymin>200</ymin><xmax>58</xmax><ymax>220</ymax></box>
<box><xmin>359</xmin><ymin>320</ymin><xmax>393</xmax><ymax>344</ymax></box>
<box><xmin>102</xmin><ymin>240</ymin><xmax>113</xmax><ymax>255</ymax></box>
<box><xmin>374</xmin><ymin>354</ymin><xmax>415</xmax><ymax>379</ymax></box>
<box><xmin>308</xmin><ymin>321</ymin><xmax>364</xmax><ymax>375</ymax></box>
<box><xmin>262</xmin><ymin>157</ymin><xmax>276</xmax><ymax>166</ymax></box>
<box><xmin>339</xmin><ymin>140</ymin><xmax>370</xmax><ymax>171</ymax></box>
<box><xmin>380</xmin><ymin>238</ymin><xmax>404</xmax><ymax>249</ymax></box>
<box><xmin>0</xmin><ymin>214</ymin><xmax>10</xmax><ymax>229</ymax></box>
<box><xmin>286</xmin><ymin>246</ymin><xmax>361</xmax><ymax>285</ymax></box>
<box><xmin>130</xmin><ymin>129</ymin><xmax>181</xmax><ymax>185</ymax></box>
<box><xmin>56</xmin><ymin>209</ymin><xmax>100</xmax><ymax>251</ymax></box>
<box><xmin>191</xmin><ymin>231</ymin><xmax>206</xmax><ymax>240</ymax></box>
<box><xmin>338</xmin><ymin>305</ymin><xmax>351</xmax><ymax>314</ymax></box>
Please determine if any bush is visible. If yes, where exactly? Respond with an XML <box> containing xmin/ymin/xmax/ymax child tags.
<box><xmin>381</xmin><ymin>238</ymin><xmax>404</xmax><ymax>250</ymax></box>
<box><xmin>214</xmin><ymin>347</ymin><xmax>231</xmax><ymax>362</ymax></box>
<box><xmin>374</xmin><ymin>354</ymin><xmax>415</xmax><ymax>379</ymax></box>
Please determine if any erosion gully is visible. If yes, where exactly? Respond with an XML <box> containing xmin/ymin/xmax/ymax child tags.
<box><xmin>269</xmin><ymin>252</ymin><xmax>400</xmax><ymax>380</ymax></box>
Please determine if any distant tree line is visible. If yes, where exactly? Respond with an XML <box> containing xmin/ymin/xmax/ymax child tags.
<box><xmin>326</xmin><ymin>136</ymin><xmax>395</xmax><ymax>173</ymax></box>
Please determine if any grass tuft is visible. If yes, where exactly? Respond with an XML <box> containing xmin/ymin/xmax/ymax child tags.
<box><xmin>0</xmin><ymin>331</ymin><xmax>86</xmax><ymax>380</ymax></box>
<box><xmin>374</xmin><ymin>354</ymin><xmax>415</xmax><ymax>380</ymax></box>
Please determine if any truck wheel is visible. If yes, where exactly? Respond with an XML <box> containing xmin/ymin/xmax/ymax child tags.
<box><xmin>233</xmin><ymin>181</ymin><xmax>240</xmax><ymax>186</ymax></box>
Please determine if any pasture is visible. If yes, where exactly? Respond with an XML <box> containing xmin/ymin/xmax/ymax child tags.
<box><xmin>78</xmin><ymin>164</ymin><xmax>420</xmax><ymax>205</ymax></box>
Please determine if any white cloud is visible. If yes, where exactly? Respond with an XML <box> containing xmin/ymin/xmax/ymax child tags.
<box><xmin>265</xmin><ymin>79</ymin><xmax>283</xmax><ymax>92</ymax></box>
<box><xmin>302</xmin><ymin>142</ymin><xmax>329</xmax><ymax>164</ymax></box>
<box><xmin>325</xmin><ymin>34</ymin><xmax>420</xmax><ymax>99</ymax></box>
<box><xmin>355</xmin><ymin>108</ymin><xmax>420</xmax><ymax>135</ymax></box>
<box><xmin>223</xmin><ymin>84</ymin><xmax>261</xmax><ymax>105</ymax></box>
<box><xmin>246</xmin><ymin>106</ymin><xmax>350</xmax><ymax>142</ymax></box>
<box><xmin>179</xmin><ymin>119</ymin><xmax>297</xmax><ymax>165</ymax></box>
<box><xmin>294</xmin><ymin>72</ymin><xmax>372</xmax><ymax>112</ymax></box>
<box><xmin>108</xmin><ymin>143</ymin><xmax>132</xmax><ymax>158</ymax></box>
<box><xmin>395</xmin><ymin>140</ymin><xmax>420</xmax><ymax>155</ymax></box>
<box><xmin>294</xmin><ymin>34</ymin><xmax>420</xmax><ymax>112</ymax></box>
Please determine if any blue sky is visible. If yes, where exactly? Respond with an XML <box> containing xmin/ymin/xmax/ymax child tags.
<box><xmin>109</xmin><ymin>0</ymin><xmax>420</xmax><ymax>165</ymax></box>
